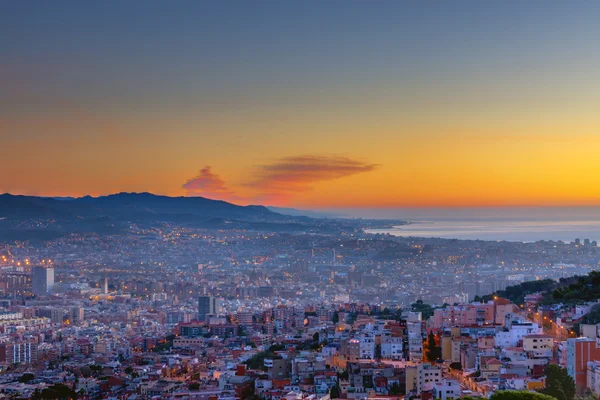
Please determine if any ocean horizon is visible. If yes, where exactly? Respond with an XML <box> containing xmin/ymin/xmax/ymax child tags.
<box><xmin>343</xmin><ymin>207</ymin><xmax>600</xmax><ymax>242</ymax></box>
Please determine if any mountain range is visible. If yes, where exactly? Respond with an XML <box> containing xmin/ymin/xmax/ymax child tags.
<box><xmin>0</xmin><ymin>192</ymin><xmax>324</xmax><ymax>241</ymax></box>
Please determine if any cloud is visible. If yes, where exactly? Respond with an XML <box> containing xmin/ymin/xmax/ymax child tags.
<box><xmin>183</xmin><ymin>156</ymin><xmax>379</xmax><ymax>205</ymax></box>
<box><xmin>252</xmin><ymin>155</ymin><xmax>379</xmax><ymax>193</ymax></box>
<box><xmin>182</xmin><ymin>166</ymin><xmax>240</xmax><ymax>202</ymax></box>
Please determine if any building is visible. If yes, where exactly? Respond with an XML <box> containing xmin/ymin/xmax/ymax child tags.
<box><xmin>381</xmin><ymin>335</ymin><xmax>403</xmax><ymax>360</ymax></box>
<box><xmin>587</xmin><ymin>361</ymin><xmax>600</xmax><ymax>396</ymax></box>
<box><xmin>32</xmin><ymin>266</ymin><xmax>54</xmax><ymax>295</ymax></box>
<box><xmin>522</xmin><ymin>334</ymin><xmax>553</xmax><ymax>358</ymax></box>
<box><xmin>406</xmin><ymin>363</ymin><xmax>442</xmax><ymax>394</ymax></box>
<box><xmin>495</xmin><ymin>322</ymin><xmax>542</xmax><ymax>347</ymax></box>
<box><xmin>0</xmin><ymin>342</ymin><xmax>38</xmax><ymax>365</ymax></box>
<box><xmin>101</xmin><ymin>277</ymin><xmax>108</xmax><ymax>294</ymax></box>
<box><xmin>198</xmin><ymin>296</ymin><xmax>221</xmax><ymax>321</ymax></box>
<box><xmin>432</xmin><ymin>379</ymin><xmax>461</xmax><ymax>400</ymax></box>
<box><xmin>407</xmin><ymin>322</ymin><xmax>423</xmax><ymax>361</ymax></box>
<box><xmin>359</xmin><ymin>335</ymin><xmax>375</xmax><ymax>359</ymax></box>
<box><xmin>566</xmin><ymin>337</ymin><xmax>600</xmax><ymax>392</ymax></box>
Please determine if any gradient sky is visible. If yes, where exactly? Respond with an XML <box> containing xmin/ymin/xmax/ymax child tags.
<box><xmin>2</xmin><ymin>1</ymin><xmax>600</xmax><ymax>208</ymax></box>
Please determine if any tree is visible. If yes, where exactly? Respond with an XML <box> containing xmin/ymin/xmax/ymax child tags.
<box><xmin>490</xmin><ymin>390</ymin><xmax>556</xmax><ymax>400</ymax></box>
<box><xmin>330</xmin><ymin>385</ymin><xmax>341</xmax><ymax>399</ymax></box>
<box><xmin>313</xmin><ymin>332</ymin><xmax>320</xmax><ymax>343</ymax></box>
<box><xmin>19</xmin><ymin>373</ymin><xmax>36</xmax><ymax>383</ymax></box>
<box><xmin>411</xmin><ymin>300</ymin><xmax>434</xmax><ymax>320</ymax></box>
<box><xmin>189</xmin><ymin>382</ymin><xmax>200</xmax><ymax>390</ymax></box>
<box><xmin>347</xmin><ymin>312</ymin><xmax>358</xmax><ymax>324</ymax></box>
<box><xmin>375</xmin><ymin>344</ymin><xmax>382</xmax><ymax>360</ymax></box>
<box><xmin>540</xmin><ymin>365</ymin><xmax>575</xmax><ymax>400</ymax></box>
<box><xmin>37</xmin><ymin>383</ymin><xmax>77</xmax><ymax>400</ymax></box>
<box><xmin>449</xmin><ymin>362</ymin><xmax>462</xmax><ymax>370</ymax></box>
<box><xmin>332</xmin><ymin>311</ymin><xmax>339</xmax><ymax>324</ymax></box>
<box><xmin>425</xmin><ymin>331</ymin><xmax>441</xmax><ymax>361</ymax></box>
<box><xmin>389</xmin><ymin>382</ymin><xmax>402</xmax><ymax>395</ymax></box>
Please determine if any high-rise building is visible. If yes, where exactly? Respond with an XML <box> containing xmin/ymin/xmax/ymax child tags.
<box><xmin>100</xmin><ymin>277</ymin><xmax>108</xmax><ymax>294</ymax></box>
<box><xmin>32</xmin><ymin>267</ymin><xmax>54</xmax><ymax>295</ymax></box>
<box><xmin>566</xmin><ymin>337</ymin><xmax>600</xmax><ymax>392</ymax></box>
<box><xmin>198</xmin><ymin>296</ymin><xmax>221</xmax><ymax>321</ymax></box>
<box><xmin>0</xmin><ymin>342</ymin><xmax>38</xmax><ymax>365</ymax></box>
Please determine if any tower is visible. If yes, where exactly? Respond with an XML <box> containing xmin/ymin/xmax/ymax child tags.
<box><xmin>32</xmin><ymin>266</ymin><xmax>54</xmax><ymax>295</ymax></box>
<box><xmin>198</xmin><ymin>296</ymin><xmax>221</xmax><ymax>321</ymax></box>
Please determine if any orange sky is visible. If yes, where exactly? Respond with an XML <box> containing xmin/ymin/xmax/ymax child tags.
<box><xmin>2</xmin><ymin>2</ymin><xmax>600</xmax><ymax>208</ymax></box>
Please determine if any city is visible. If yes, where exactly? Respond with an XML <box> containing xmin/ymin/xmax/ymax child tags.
<box><xmin>3</xmin><ymin>2</ymin><xmax>600</xmax><ymax>400</ymax></box>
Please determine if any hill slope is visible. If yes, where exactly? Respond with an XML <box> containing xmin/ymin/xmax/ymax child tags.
<box><xmin>0</xmin><ymin>193</ymin><xmax>309</xmax><ymax>241</ymax></box>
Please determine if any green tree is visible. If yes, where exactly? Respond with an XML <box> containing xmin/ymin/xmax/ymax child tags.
<box><xmin>332</xmin><ymin>311</ymin><xmax>339</xmax><ymax>324</ymax></box>
<box><xmin>425</xmin><ymin>331</ymin><xmax>441</xmax><ymax>361</ymax></box>
<box><xmin>490</xmin><ymin>390</ymin><xmax>556</xmax><ymax>400</ymax></box>
<box><xmin>189</xmin><ymin>382</ymin><xmax>200</xmax><ymax>390</ymax></box>
<box><xmin>389</xmin><ymin>382</ymin><xmax>402</xmax><ymax>395</ymax></box>
<box><xmin>540</xmin><ymin>365</ymin><xmax>575</xmax><ymax>400</ymax></box>
<box><xmin>449</xmin><ymin>362</ymin><xmax>462</xmax><ymax>370</ymax></box>
<box><xmin>411</xmin><ymin>300</ymin><xmax>434</xmax><ymax>320</ymax></box>
<box><xmin>330</xmin><ymin>385</ymin><xmax>341</xmax><ymax>399</ymax></box>
<box><xmin>375</xmin><ymin>344</ymin><xmax>382</xmax><ymax>360</ymax></box>
<box><xmin>19</xmin><ymin>373</ymin><xmax>35</xmax><ymax>383</ymax></box>
<box><xmin>37</xmin><ymin>383</ymin><xmax>76</xmax><ymax>400</ymax></box>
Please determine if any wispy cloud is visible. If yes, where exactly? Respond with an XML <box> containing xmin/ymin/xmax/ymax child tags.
<box><xmin>182</xmin><ymin>156</ymin><xmax>379</xmax><ymax>205</ymax></box>
<box><xmin>182</xmin><ymin>166</ymin><xmax>240</xmax><ymax>202</ymax></box>
<box><xmin>252</xmin><ymin>155</ymin><xmax>379</xmax><ymax>193</ymax></box>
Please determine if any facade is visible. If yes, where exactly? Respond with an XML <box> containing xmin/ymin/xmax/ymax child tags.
<box><xmin>406</xmin><ymin>363</ymin><xmax>442</xmax><ymax>395</ymax></box>
<box><xmin>522</xmin><ymin>334</ymin><xmax>553</xmax><ymax>358</ymax></box>
<box><xmin>566</xmin><ymin>337</ymin><xmax>600</xmax><ymax>392</ymax></box>
<box><xmin>432</xmin><ymin>379</ymin><xmax>461</xmax><ymax>400</ymax></box>
<box><xmin>381</xmin><ymin>335</ymin><xmax>403</xmax><ymax>360</ymax></box>
<box><xmin>495</xmin><ymin>322</ymin><xmax>542</xmax><ymax>347</ymax></box>
<box><xmin>198</xmin><ymin>296</ymin><xmax>221</xmax><ymax>321</ymax></box>
<box><xmin>32</xmin><ymin>266</ymin><xmax>54</xmax><ymax>295</ymax></box>
<box><xmin>0</xmin><ymin>342</ymin><xmax>38</xmax><ymax>365</ymax></box>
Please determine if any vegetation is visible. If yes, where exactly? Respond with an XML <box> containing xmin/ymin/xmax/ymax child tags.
<box><xmin>482</xmin><ymin>279</ymin><xmax>559</xmax><ymax>304</ymax></box>
<box><xmin>268</xmin><ymin>344</ymin><xmax>286</xmax><ymax>352</ymax></box>
<box><xmin>330</xmin><ymin>385</ymin><xmax>341</xmax><ymax>398</ymax></box>
<box><xmin>552</xmin><ymin>272</ymin><xmax>600</xmax><ymax>304</ymax></box>
<box><xmin>411</xmin><ymin>300</ymin><xmax>434</xmax><ymax>320</ymax></box>
<box><xmin>337</xmin><ymin>369</ymin><xmax>349</xmax><ymax>381</ymax></box>
<box><xmin>31</xmin><ymin>384</ymin><xmax>77</xmax><ymax>400</ymax></box>
<box><xmin>482</xmin><ymin>272</ymin><xmax>600</xmax><ymax>307</ymax></box>
<box><xmin>332</xmin><ymin>311</ymin><xmax>339</xmax><ymax>324</ymax></box>
<box><xmin>19</xmin><ymin>373</ymin><xmax>36</xmax><ymax>383</ymax></box>
<box><xmin>389</xmin><ymin>382</ymin><xmax>404</xmax><ymax>395</ymax></box>
<box><xmin>449</xmin><ymin>362</ymin><xmax>462</xmax><ymax>370</ymax></box>
<box><xmin>425</xmin><ymin>331</ymin><xmax>441</xmax><ymax>362</ymax></box>
<box><xmin>244</xmin><ymin>350</ymin><xmax>281</xmax><ymax>371</ymax></box>
<box><xmin>582</xmin><ymin>304</ymin><xmax>600</xmax><ymax>325</ymax></box>
<box><xmin>489</xmin><ymin>392</ymin><xmax>556</xmax><ymax>400</ymax></box>
<box><xmin>539</xmin><ymin>365</ymin><xmax>575</xmax><ymax>400</ymax></box>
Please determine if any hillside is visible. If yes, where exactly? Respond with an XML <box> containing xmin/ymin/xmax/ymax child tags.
<box><xmin>483</xmin><ymin>271</ymin><xmax>600</xmax><ymax>306</ymax></box>
<box><xmin>0</xmin><ymin>193</ymin><xmax>322</xmax><ymax>241</ymax></box>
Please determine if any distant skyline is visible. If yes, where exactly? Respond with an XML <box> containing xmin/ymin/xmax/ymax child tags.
<box><xmin>2</xmin><ymin>1</ymin><xmax>600</xmax><ymax>208</ymax></box>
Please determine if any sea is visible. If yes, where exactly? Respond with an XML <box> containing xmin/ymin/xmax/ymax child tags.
<box><xmin>353</xmin><ymin>207</ymin><xmax>600</xmax><ymax>243</ymax></box>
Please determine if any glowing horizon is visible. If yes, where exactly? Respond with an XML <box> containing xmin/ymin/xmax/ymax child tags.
<box><xmin>2</xmin><ymin>1</ymin><xmax>600</xmax><ymax>208</ymax></box>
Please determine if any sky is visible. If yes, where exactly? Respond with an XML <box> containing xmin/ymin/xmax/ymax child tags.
<box><xmin>2</xmin><ymin>1</ymin><xmax>600</xmax><ymax>208</ymax></box>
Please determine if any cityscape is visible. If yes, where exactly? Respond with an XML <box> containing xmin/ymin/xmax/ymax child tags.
<box><xmin>3</xmin><ymin>2</ymin><xmax>600</xmax><ymax>400</ymax></box>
